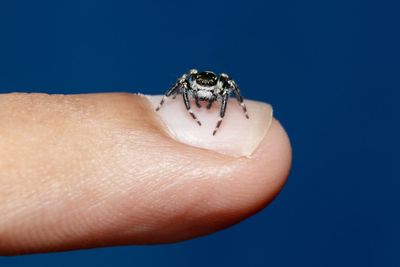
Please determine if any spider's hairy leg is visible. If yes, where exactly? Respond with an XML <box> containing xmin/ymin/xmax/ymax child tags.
<box><xmin>172</xmin><ymin>90</ymin><xmax>178</xmax><ymax>99</ymax></box>
<box><xmin>157</xmin><ymin>70</ymin><xmax>197</xmax><ymax>109</ymax></box>
<box><xmin>206</xmin><ymin>99</ymin><xmax>214</xmax><ymax>109</ymax></box>
<box><xmin>232</xmin><ymin>82</ymin><xmax>250</xmax><ymax>119</ymax></box>
<box><xmin>155</xmin><ymin>83</ymin><xmax>180</xmax><ymax>111</ymax></box>
<box><xmin>195</xmin><ymin>95</ymin><xmax>202</xmax><ymax>108</ymax></box>
<box><xmin>213</xmin><ymin>94</ymin><xmax>228</xmax><ymax>136</ymax></box>
<box><xmin>183</xmin><ymin>90</ymin><xmax>202</xmax><ymax>126</ymax></box>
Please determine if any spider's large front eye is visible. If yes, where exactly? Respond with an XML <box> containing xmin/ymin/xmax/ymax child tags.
<box><xmin>196</xmin><ymin>71</ymin><xmax>218</xmax><ymax>86</ymax></box>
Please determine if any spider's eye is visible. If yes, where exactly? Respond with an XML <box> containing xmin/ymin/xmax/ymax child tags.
<box><xmin>196</xmin><ymin>71</ymin><xmax>217</xmax><ymax>86</ymax></box>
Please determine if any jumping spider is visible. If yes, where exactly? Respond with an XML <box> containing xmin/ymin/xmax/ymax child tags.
<box><xmin>156</xmin><ymin>69</ymin><xmax>249</xmax><ymax>135</ymax></box>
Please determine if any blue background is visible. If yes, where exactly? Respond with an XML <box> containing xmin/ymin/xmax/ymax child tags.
<box><xmin>0</xmin><ymin>0</ymin><xmax>398</xmax><ymax>266</ymax></box>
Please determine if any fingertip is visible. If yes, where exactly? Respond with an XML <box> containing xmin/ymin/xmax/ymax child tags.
<box><xmin>188</xmin><ymin>119</ymin><xmax>292</xmax><ymax>233</ymax></box>
<box><xmin>140</xmin><ymin>94</ymin><xmax>292</xmax><ymax>233</ymax></box>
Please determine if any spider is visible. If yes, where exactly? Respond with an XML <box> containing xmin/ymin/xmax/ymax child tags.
<box><xmin>155</xmin><ymin>69</ymin><xmax>249</xmax><ymax>135</ymax></box>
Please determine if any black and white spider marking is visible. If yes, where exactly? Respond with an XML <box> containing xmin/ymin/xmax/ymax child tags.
<box><xmin>155</xmin><ymin>69</ymin><xmax>249</xmax><ymax>135</ymax></box>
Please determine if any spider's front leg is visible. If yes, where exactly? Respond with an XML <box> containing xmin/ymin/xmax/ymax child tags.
<box><xmin>155</xmin><ymin>81</ymin><xmax>181</xmax><ymax>111</ymax></box>
<box><xmin>182</xmin><ymin>87</ymin><xmax>202</xmax><ymax>126</ymax></box>
<box><xmin>156</xmin><ymin>69</ymin><xmax>198</xmax><ymax>110</ymax></box>
<box><xmin>231</xmin><ymin>81</ymin><xmax>250</xmax><ymax>119</ymax></box>
<box><xmin>206</xmin><ymin>99</ymin><xmax>214</xmax><ymax>109</ymax></box>
<box><xmin>194</xmin><ymin>95</ymin><xmax>202</xmax><ymax>108</ymax></box>
<box><xmin>212</xmin><ymin>93</ymin><xmax>228</xmax><ymax>136</ymax></box>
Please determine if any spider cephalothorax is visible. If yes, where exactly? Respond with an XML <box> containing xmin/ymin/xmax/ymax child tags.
<box><xmin>156</xmin><ymin>69</ymin><xmax>249</xmax><ymax>135</ymax></box>
<box><xmin>193</xmin><ymin>71</ymin><xmax>218</xmax><ymax>87</ymax></box>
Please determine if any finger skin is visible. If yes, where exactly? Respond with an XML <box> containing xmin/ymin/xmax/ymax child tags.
<box><xmin>0</xmin><ymin>93</ymin><xmax>291</xmax><ymax>255</ymax></box>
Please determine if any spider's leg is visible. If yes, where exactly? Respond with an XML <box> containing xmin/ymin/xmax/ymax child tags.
<box><xmin>183</xmin><ymin>90</ymin><xmax>202</xmax><ymax>126</ymax></box>
<box><xmin>231</xmin><ymin>82</ymin><xmax>250</xmax><ymax>119</ymax></box>
<box><xmin>195</xmin><ymin>95</ymin><xmax>202</xmax><ymax>108</ymax></box>
<box><xmin>172</xmin><ymin>90</ymin><xmax>178</xmax><ymax>99</ymax></box>
<box><xmin>206</xmin><ymin>99</ymin><xmax>214</xmax><ymax>109</ymax></box>
<box><xmin>213</xmin><ymin>94</ymin><xmax>228</xmax><ymax>136</ymax></box>
<box><xmin>155</xmin><ymin>83</ymin><xmax>180</xmax><ymax>111</ymax></box>
<box><xmin>157</xmin><ymin>70</ymin><xmax>198</xmax><ymax>110</ymax></box>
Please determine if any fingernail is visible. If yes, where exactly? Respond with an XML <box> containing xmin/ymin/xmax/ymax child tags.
<box><xmin>145</xmin><ymin>95</ymin><xmax>273</xmax><ymax>157</ymax></box>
